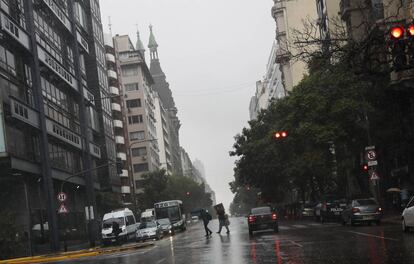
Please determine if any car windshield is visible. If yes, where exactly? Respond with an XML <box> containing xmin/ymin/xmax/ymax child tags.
<box><xmin>139</xmin><ymin>222</ymin><xmax>156</xmax><ymax>229</ymax></box>
<box><xmin>102</xmin><ymin>217</ymin><xmax>125</xmax><ymax>229</ymax></box>
<box><xmin>356</xmin><ymin>199</ymin><xmax>377</xmax><ymax>206</ymax></box>
<box><xmin>157</xmin><ymin>219</ymin><xmax>170</xmax><ymax>225</ymax></box>
<box><xmin>251</xmin><ymin>207</ymin><xmax>271</xmax><ymax>214</ymax></box>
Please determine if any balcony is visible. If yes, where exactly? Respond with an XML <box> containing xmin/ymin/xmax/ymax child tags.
<box><xmin>113</xmin><ymin>119</ymin><xmax>123</xmax><ymax>128</ymax></box>
<box><xmin>107</xmin><ymin>69</ymin><xmax>118</xmax><ymax>80</ymax></box>
<box><xmin>117</xmin><ymin>152</ymin><xmax>127</xmax><ymax>161</ymax></box>
<box><xmin>121</xmin><ymin>186</ymin><xmax>131</xmax><ymax>194</ymax></box>
<box><xmin>76</xmin><ymin>30</ymin><xmax>89</xmax><ymax>53</ymax></box>
<box><xmin>89</xmin><ymin>142</ymin><xmax>101</xmax><ymax>158</ymax></box>
<box><xmin>0</xmin><ymin>12</ymin><xmax>30</xmax><ymax>50</ymax></box>
<box><xmin>109</xmin><ymin>86</ymin><xmax>119</xmax><ymax>96</ymax></box>
<box><xmin>106</xmin><ymin>53</ymin><xmax>116</xmax><ymax>63</ymax></box>
<box><xmin>45</xmin><ymin>119</ymin><xmax>82</xmax><ymax>149</ymax></box>
<box><xmin>10</xmin><ymin>98</ymin><xmax>40</xmax><ymax>128</ymax></box>
<box><xmin>111</xmin><ymin>103</ymin><xmax>121</xmax><ymax>112</ymax></box>
<box><xmin>41</xmin><ymin>0</ymin><xmax>71</xmax><ymax>32</ymax></box>
<box><xmin>115</xmin><ymin>136</ymin><xmax>125</xmax><ymax>145</ymax></box>
<box><xmin>120</xmin><ymin>169</ymin><xmax>129</xmax><ymax>177</ymax></box>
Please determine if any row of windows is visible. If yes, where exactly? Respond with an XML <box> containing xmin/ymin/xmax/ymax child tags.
<box><xmin>126</xmin><ymin>99</ymin><xmax>141</xmax><ymax>108</ymax></box>
<box><xmin>131</xmin><ymin>147</ymin><xmax>147</xmax><ymax>157</ymax></box>
<box><xmin>74</xmin><ymin>2</ymin><xmax>88</xmax><ymax>33</ymax></box>
<box><xmin>40</xmin><ymin>76</ymin><xmax>80</xmax><ymax>119</ymax></box>
<box><xmin>90</xmin><ymin>0</ymin><xmax>101</xmax><ymax>22</ymax></box>
<box><xmin>0</xmin><ymin>45</ymin><xmax>16</xmax><ymax>76</ymax></box>
<box><xmin>33</xmin><ymin>9</ymin><xmax>75</xmax><ymax>75</ymax></box>
<box><xmin>122</xmin><ymin>65</ymin><xmax>139</xmax><ymax>77</ymax></box>
<box><xmin>95</xmin><ymin>42</ymin><xmax>106</xmax><ymax>68</ymax></box>
<box><xmin>130</xmin><ymin>131</ymin><xmax>145</xmax><ymax>141</ymax></box>
<box><xmin>128</xmin><ymin>115</ymin><xmax>143</xmax><ymax>125</ymax></box>
<box><xmin>92</xmin><ymin>17</ymin><xmax>104</xmax><ymax>46</ymax></box>
<box><xmin>48</xmin><ymin>141</ymin><xmax>81</xmax><ymax>173</ymax></box>
<box><xmin>5</xmin><ymin>0</ymin><xmax>26</xmax><ymax>30</ymax></box>
<box><xmin>103</xmin><ymin>115</ymin><xmax>114</xmax><ymax>138</ymax></box>
<box><xmin>106</xmin><ymin>137</ymin><xmax>116</xmax><ymax>161</ymax></box>
<box><xmin>6</xmin><ymin>125</ymin><xmax>40</xmax><ymax>162</ymax></box>
<box><xmin>133</xmin><ymin>163</ymin><xmax>149</xmax><ymax>173</ymax></box>
<box><xmin>44</xmin><ymin>103</ymin><xmax>81</xmax><ymax>135</ymax></box>
<box><xmin>97</xmin><ymin>65</ymin><xmax>109</xmax><ymax>92</ymax></box>
<box><xmin>124</xmin><ymin>83</ymin><xmax>139</xmax><ymax>91</ymax></box>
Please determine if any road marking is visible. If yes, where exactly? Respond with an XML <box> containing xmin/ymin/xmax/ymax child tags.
<box><xmin>345</xmin><ymin>231</ymin><xmax>399</xmax><ymax>241</ymax></box>
<box><xmin>291</xmin><ymin>225</ymin><xmax>307</xmax><ymax>228</ymax></box>
<box><xmin>156</xmin><ymin>258</ymin><xmax>167</xmax><ymax>263</ymax></box>
<box><xmin>290</xmin><ymin>240</ymin><xmax>304</xmax><ymax>248</ymax></box>
<box><xmin>279</xmin><ymin>226</ymin><xmax>291</xmax><ymax>230</ymax></box>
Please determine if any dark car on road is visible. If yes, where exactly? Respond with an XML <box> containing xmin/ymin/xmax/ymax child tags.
<box><xmin>157</xmin><ymin>218</ymin><xmax>174</xmax><ymax>236</ymax></box>
<box><xmin>247</xmin><ymin>206</ymin><xmax>278</xmax><ymax>235</ymax></box>
<box><xmin>341</xmin><ymin>198</ymin><xmax>382</xmax><ymax>226</ymax></box>
<box><xmin>315</xmin><ymin>196</ymin><xmax>347</xmax><ymax>223</ymax></box>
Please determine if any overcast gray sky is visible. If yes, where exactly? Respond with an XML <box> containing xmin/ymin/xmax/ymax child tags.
<box><xmin>100</xmin><ymin>0</ymin><xmax>275</xmax><ymax>210</ymax></box>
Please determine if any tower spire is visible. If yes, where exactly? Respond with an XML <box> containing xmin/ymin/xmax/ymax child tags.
<box><xmin>135</xmin><ymin>26</ymin><xmax>145</xmax><ymax>57</ymax></box>
<box><xmin>148</xmin><ymin>24</ymin><xmax>159</xmax><ymax>60</ymax></box>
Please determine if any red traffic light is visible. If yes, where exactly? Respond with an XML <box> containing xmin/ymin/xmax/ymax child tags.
<box><xmin>281</xmin><ymin>131</ymin><xmax>288</xmax><ymax>138</ymax></box>
<box><xmin>275</xmin><ymin>132</ymin><xmax>281</xmax><ymax>138</ymax></box>
<box><xmin>274</xmin><ymin>131</ymin><xmax>288</xmax><ymax>139</ymax></box>
<box><xmin>363</xmin><ymin>165</ymin><xmax>369</xmax><ymax>171</ymax></box>
<box><xmin>390</xmin><ymin>26</ymin><xmax>404</xmax><ymax>39</ymax></box>
<box><xmin>408</xmin><ymin>24</ymin><xmax>414</xmax><ymax>37</ymax></box>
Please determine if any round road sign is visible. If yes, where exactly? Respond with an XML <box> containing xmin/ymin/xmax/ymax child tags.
<box><xmin>365</xmin><ymin>150</ymin><xmax>377</xmax><ymax>161</ymax></box>
<box><xmin>57</xmin><ymin>192</ymin><xmax>67</xmax><ymax>202</ymax></box>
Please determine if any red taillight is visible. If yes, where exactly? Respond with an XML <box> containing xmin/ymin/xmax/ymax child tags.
<box><xmin>390</xmin><ymin>26</ymin><xmax>404</xmax><ymax>39</ymax></box>
<box><xmin>352</xmin><ymin>207</ymin><xmax>360</xmax><ymax>214</ymax></box>
<box><xmin>272</xmin><ymin>213</ymin><xmax>277</xmax><ymax>220</ymax></box>
<box><xmin>248</xmin><ymin>215</ymin><xmax>256</xmax><ymax>223</ymax></box>
<box><xmin>377</xmin><ymin>207</ymin><xmax>382</xmax><ymax>213</ymax></box>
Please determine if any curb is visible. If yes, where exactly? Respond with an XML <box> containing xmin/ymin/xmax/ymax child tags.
<box><xmin>0</xmin><ymin>242</ymin><xmax>154</xmax><ymax>264</ymax></box>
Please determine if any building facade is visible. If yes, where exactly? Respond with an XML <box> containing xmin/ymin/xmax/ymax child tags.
<box><xmin>0</xmin><ymin>0</ymin><xmax>119</xmax><ymax>251</ymax></box>
<box><xmin>147</xmin><ymin>26</ymin><xmax>182</xmax><ymax>176</ymax></box>
<box><xmin>249</xmin><ymin>42</ymin><xmax>284</xmax><ymax>120</ymax></box>
<box><xmin>271</xmin><ymin>0</ymin><xmax>318</xmax><ymax>92</ymax></box>
<box><xmin>113</xmin><ymin>34</ymin><xmax>160</xmax><ymax>194</ymax></box>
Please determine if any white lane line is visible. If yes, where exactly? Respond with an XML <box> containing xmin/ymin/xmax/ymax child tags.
<box><xmin>291</xmin><ymin>225</ymin><xmax>307</xmax><ymax>228</ymax></box>
<box><xmin>290</xmin><ymin>240</ymin><xmax>304</xmax><ymax>248</ymax></box>
<box><xmin>156</xmin><ymin>258</ymin><xmax>167</xmax><ymax>263</ymax></box>
<box><xmin>345</xmin><ymin>231</ymin><xmax>399</xmax><ymax>241</ymax></box>
<box><xmin>308</xmin><ymin>223</ymin><xmax>322</xmax><ymax>226</ymax></box>
<box><xmin>279</xmin><ymin>226</ymin><xmax>291</xmax><ymax>230</ymax></box>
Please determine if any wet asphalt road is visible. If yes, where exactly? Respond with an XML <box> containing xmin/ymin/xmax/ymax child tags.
<box><xmin>53</xmin><ymin>217</ymin><xmax>414</xmax><ymax>264</ymax></box>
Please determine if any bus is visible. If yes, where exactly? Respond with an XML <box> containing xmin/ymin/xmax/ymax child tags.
<box><xmin>154</xmin><ymin>200</ymin><xmax>186</xmax><ymax>231</ymax></box>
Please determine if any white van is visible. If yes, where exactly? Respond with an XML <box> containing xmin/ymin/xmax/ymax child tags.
<box><xmin>101</xmin><ymin>208</ymin><xmax>137</xmax><ymax>245</ymax></box>
<box><xmin>141</xmin><ymin>208</ymin><xmax>155</xmax><ymax>222</ymax></box>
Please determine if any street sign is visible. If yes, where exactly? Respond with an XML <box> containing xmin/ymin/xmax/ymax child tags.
<box><xmin>57</xmin><ymin>192</ymin><xmax>67</xmax><ymax>202</ymax></box>
<box><xmin>368</xmin><ymin>160</ymin><xmax>378</xmax><ymax>166</ymax></box>
<box><xmin>58</xmin><ymin>203</ymin><xmax>68</xmax><ymax>214</ymax></box>
<box><xmin>365</xmin><ymin>146</ymin><xmax>375</xmax><ymax>151</ymax></box>
<box><xmin>369</xmin><ymin>171</ymin><xmax>380</xmax><ymax>181</ymax></box>
<box><xmin>365</xmin><ymin>150</ymin><xmax>377</xmax><ymax>161</ymax></box>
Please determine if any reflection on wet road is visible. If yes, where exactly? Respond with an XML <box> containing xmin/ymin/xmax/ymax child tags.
<box><xmin>54</xmin><ymin>217</ymin><xmax>414</xmax><ymax>264</ymax></box>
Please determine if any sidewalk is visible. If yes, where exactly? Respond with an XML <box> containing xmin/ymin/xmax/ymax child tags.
<box><xmin>0</xmin><ymin>242</ymin><xmax>154</xmax><ymax>264</ymax></box>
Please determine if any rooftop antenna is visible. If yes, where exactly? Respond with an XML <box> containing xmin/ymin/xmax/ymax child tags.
<box><xmin>108</xmin><ymin>16</ymin><xmax>112</xmax><ymax>35</ymax></box>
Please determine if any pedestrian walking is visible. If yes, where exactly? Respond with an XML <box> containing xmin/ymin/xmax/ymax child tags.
<box><xmin>215</xmin><ymin>203</ymin><xmax>230</xmax><ymax>234</ymax></box>
<box><xmin>200</xmin><ymin>209</ymin><xmax>213</xmax><ymax>237</ymax></box>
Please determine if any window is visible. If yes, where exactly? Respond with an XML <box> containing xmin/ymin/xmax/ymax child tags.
<box><xmin>130</xmin><ymin>131</ymin><xmax>145</xmax><ymax>141</ymax></box>
<box><xmin>126</xmin><ymin>215</ymin><xmax>135</xmax><ymax>226</ymax></box>
<box><xmin>126</xmin><ymin>99</ymin><xmax>141</xmax><ymax>108</ymax></box>
<box><xmin>408</xmin><ymin>197</ymin><xmax>414</xmax><ymax>208</ymax></box>
<box><xmin>133</xmin><ymin>163</ymin><xmax>149</xmax><ymax>173</ymax></box>
<box><xmin>125</xmin><ymin>83</ymin><xmax>139</xmax><ymax>91</ymax></box>
<box><xmin>122</xmin><ymin>65</ymin><xmax>138</xmax><ymax>76</ymax></box>
<box><xmin>131</xmin><ymin>147</ymin><xmax>147</xmax><ymax>157</ymax></box>
<box><xmin>128</xmin><ymin>115</ymin><xmax>143</xmax><ymax>124</ymax></box>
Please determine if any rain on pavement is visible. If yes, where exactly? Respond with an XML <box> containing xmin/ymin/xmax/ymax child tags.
<box><xmin>53</xmin><ymin>218</ymin><xmax>414</xmax><ymax>264</ymax></box>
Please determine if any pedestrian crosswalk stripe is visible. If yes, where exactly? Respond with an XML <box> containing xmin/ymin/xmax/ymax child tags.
<box><xmin>291</xmin><ymin>225</ymin><xmax>307</xmax><ymax>228</ymax></box>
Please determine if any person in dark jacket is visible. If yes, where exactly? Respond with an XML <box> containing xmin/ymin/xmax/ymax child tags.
<box><xmin>215</xmin><ymin>205</ymin><xmax>229</xmax><ymax>234</ymax></box>
<box><xmin>200</xmin><ymin>209</ymin><xmax>212</xmax><ymax>237</ymax></box>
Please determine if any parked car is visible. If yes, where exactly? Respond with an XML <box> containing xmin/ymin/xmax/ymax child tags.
<box><xmin>315</xmin><ymin>196</ymin><xmax>347</xmax><ymax>223</ymax></box>
<box><xmin>247</xmin><ymin>206</ymin><xmax>278</xmax><ymax>235</ymax></box>
<box><xmin>191</xmin><ymin>215</ymin><xmax>199</xmax><ymax>223</ymax></box>
<box><xmin>157</xmin><ymin>218</ymin><xmax>174</xmax><ymax>235</ymax></box>
<box><xmin>101</xmin><ymin>208</ymin><xmax>137</xmax><ymax>245</ymax></box>
<box><xmin>402</xmin><ymin>196</ymin><xmax>414</xmax><ymax>232</ymax></box>
<box><xmin>341</xmin><ymin>198</ymin><xmax>382</xmax><ymax>226</ymax></box>
<box><xmin>136</xmin><ymin>221</ymin><xmax>163</xmax><ymax>242</ymax></box>
<box><xmin>301</xmin><ymin>202</ymin><xmax>315</xmax><ymax>218</ymax></box>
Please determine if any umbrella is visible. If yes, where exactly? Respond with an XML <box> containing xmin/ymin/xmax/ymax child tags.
<box><xmin>386</xmin><ymin>187</ymin><xmax>401</xmax><ymax>193</ymax></box>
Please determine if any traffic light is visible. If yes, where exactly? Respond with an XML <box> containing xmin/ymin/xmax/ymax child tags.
<box><xmin>273</xmin><ymin>131</ymin><xmax>288</xmax><ymax>140</ymax></box>
<box><xmin>390</xmin><ymin>25</ymin><xmax>407</xmax><ymax>71</ymax></box>
<box><xmin>407</xmin><ymin>24</ymin><xmax>414</xmax><ymax>65</ymax></box>
<box><xmin>116</xmin><ymin>158</ymin><xmax>123</xmax><ymax>174</ymax></box>
<box><xmin>186</xmin><ymin>191</ymin><xmax>191</xmax><ymax>196</ymax></box>
<box><xmin>363</xmin><ymin>164</ymin><xmax>369</xmax><ymax>172</ymax></box>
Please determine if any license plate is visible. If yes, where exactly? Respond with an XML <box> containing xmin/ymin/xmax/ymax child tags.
<box><xmin>334</xmin><ymin>212</ymin><xmax>340</xmax><ymax>215</ymax></box>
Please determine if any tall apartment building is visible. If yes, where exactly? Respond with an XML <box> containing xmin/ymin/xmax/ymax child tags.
<box><xmin>316</xmin><ymin>0</ymin><xmax>341</xmax><ymax>50</ymax></box>
<box><xmin>113</xmin><ymin>34</ymin><xmax>160</xmax><ymax>193</ymax></box>
<box><xmin>271</xmin><ymin>0</ymin><xmax>318</xmax><ymax>92</ymax></box>
<box><xmin>0</xmin><ymin>0</ymin><xmax>117</xmax><ymax>251</ymax></box>
<box><xmin>147</xmin><ymin>26</ymin><xmax>182</xmax><ymax>176</ymax></box>
<box><xmin>249</xmin><ymin>41</ymin><xmax>284</xmax><ymax>120</ymax></box>
<box><xmin>104</xmin><ymin>33</ymin><xmax>132</xmax><ymax>204</ymax></box>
